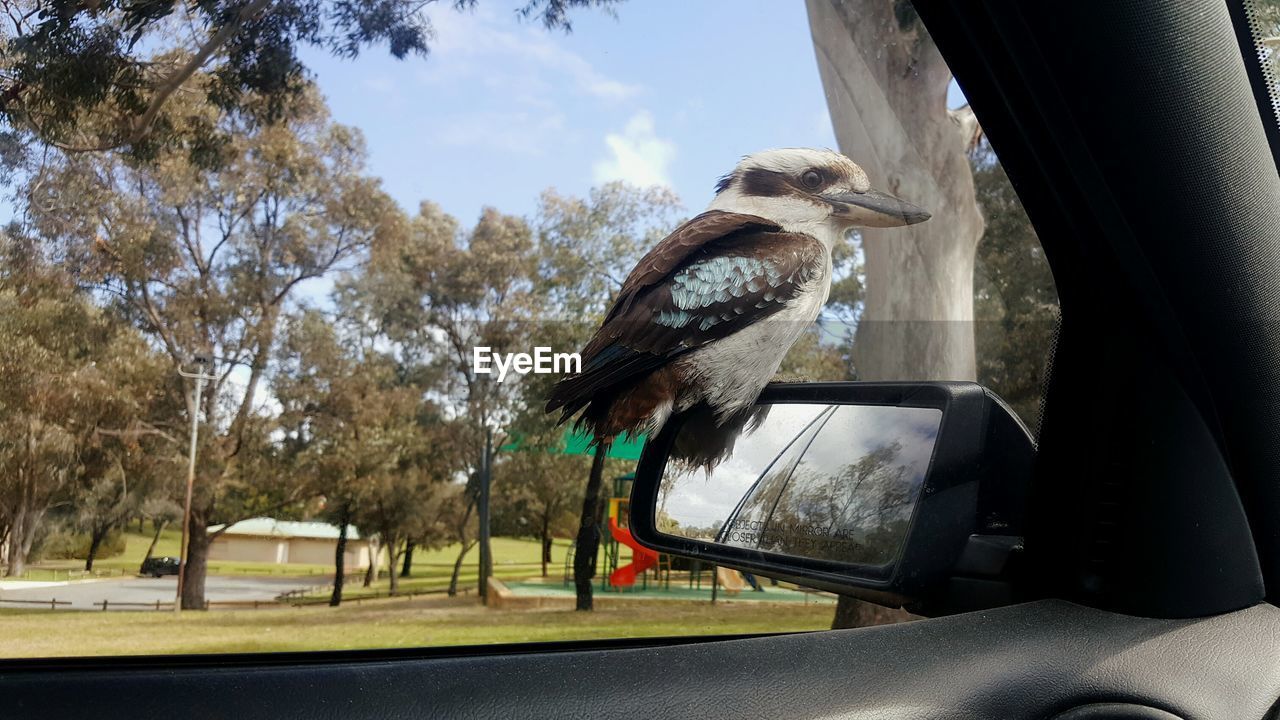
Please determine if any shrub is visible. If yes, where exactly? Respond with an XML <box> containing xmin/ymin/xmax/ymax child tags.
<box><xmin>36</xmin><ymin>529</ymin><xmax>128</xmax><ymax>561</ymax></box>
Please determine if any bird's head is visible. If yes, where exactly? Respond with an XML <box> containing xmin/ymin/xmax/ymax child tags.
<box><xmin>710</xmin><ymin>148</ymin><xmax>931</xmax><ymax>232</ymax></box>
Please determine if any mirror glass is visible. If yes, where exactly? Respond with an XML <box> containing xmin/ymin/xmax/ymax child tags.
<box><xmin>657</xmin><ymin>403</ymin><xmax>943</xmax><ymax>567</ymax></box>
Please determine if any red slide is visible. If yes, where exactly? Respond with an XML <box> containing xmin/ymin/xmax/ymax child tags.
<box><xmin>608</xmin><ymin>516</ymin><xmax>659</xmax><ymax>587</ymax></box>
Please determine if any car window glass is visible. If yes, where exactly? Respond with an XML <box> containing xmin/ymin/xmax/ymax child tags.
<box><xmin>0</xmin><ymin>0</ymin><xmax>1056</xmax><ymax>657</ymax></box>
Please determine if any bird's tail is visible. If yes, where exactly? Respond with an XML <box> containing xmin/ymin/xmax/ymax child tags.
<box><xmin>548</xmin><ymin>365</ymin><xmax>681</xmax><ymax>449</ymax></box>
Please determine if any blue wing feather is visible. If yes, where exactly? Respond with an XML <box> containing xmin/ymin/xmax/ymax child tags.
<box><xmin>546</xmin><ymin>213</ymin><xmax>823</xmax><ymax>418</ymax></box>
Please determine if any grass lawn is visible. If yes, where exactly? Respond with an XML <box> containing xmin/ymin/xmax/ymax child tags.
<box><xmin>33</xmin><ymin>529</ymin><xmax>591</xmax><ymax>582</ymax></box>
<box><xmin>0</xmin><ymin>596</ymin><xmax>835</xmax><ymax>657</ymax></box>
<box><xmin>23</xmin><ymin>529</ymin><xmax>625</xmax><ymax>601</ymax></box>
<box><xmin>281</xmin><ymin>538</ymin><xmax>630</xmax><ymax>601</ymax></box>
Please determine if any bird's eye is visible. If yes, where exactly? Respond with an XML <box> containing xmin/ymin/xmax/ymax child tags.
<box><xmin>800</xmin><ymin>169</ymin><xmax>822</xmax><ymax>189</ymax></box>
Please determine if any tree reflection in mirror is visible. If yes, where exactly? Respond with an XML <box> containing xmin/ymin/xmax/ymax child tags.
<box><xmin>658</xmin><ymin>404</ymin><xmax>942</xmax><ymax>567</ymax></box>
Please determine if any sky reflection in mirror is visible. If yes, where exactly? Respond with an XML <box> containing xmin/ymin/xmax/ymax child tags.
<box><xmin>659</xmin><ymin>404</ymin><xmax>942</xmax><ymax>566</ymax></box>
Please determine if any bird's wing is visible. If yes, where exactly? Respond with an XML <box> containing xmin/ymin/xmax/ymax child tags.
<box><xmin>604</xmin><ymin>210</ymin><xmax>783</xmax><ymax>324</ymax></box>
<box><xmin>546</xmin><ymin>212</ymin><xmax>825</xmax><ymax>416</ymax></box>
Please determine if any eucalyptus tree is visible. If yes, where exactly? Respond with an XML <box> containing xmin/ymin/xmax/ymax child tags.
<box><xmin>277</xmin><ymin>307</ymin><xmax>460</xmax><ymax>602</ymax></box>
<box><xmin>22</xmin><ymin>84</ymin><xmax>400</xmax><ymax>608</ymax></box>
<box><xmin>361</xmin><ymin>201</ymin><xmax>544</xmax><ymax>601</ymax></box>
<box><xmin>971</xmin><ymin>140</ymin><xmax>1058</xmax><ymax>425</ymax></box>
<box><xmin>0</xmin><ymin>0</ymin><xmax>620</xmax><ymax>163</ymax></box>
<box><xmin>350</xmin><ymin>183</ymin><xmax>678</xmax><ymax>606</ymax></box>
<box><xmin>70</xmin><ymin>331</ymin><xmax>183</xmax><ymax>572</ymax></box>
<box><xmin>491</xmin><ymin>438</ymin><xmax>584</xmax><ymax>577</ymax></box>
<box><xmin>806</xmin><ymin>0</ymin><xmax>1058</xmax><ymax>628</ymax></box>
<box><xmin>276</xmin><ymin>310</ymin><xmax>396</xmax><ymax>604</ymax></box>
<box><xmin>438</xmin><ymin>480</ymin><xmax>477</xmax><ymax>596</ymax></box>
<box><xmin>0</xmin><ymin>233</ymin><xmax>174</xmax><ymax>574</ymax></box>
<box><xmin>0</xmin><ymin>283</ymin><xmax>88</xmax><ymax>574</ymax></box>
<box><xmin>529</xmin><ymin>182</ymin><xmax>679</xmax><ymax>610</ymax></box>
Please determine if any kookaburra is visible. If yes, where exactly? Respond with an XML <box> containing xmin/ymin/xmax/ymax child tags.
<box><xmin>546</xmin><ymin>148</ymin><xmax>930</xmax><ymax>456</ymax></box>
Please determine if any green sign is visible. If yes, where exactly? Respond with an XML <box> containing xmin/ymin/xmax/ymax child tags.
<box><xmin>500</xmin><ymin>428</ymin><xmax>645</xmax><ymax>460</ymax></box>
<box><xmin>562</xmin><ymin>430</ymin><xmax>645</xmax><ymax>460</ymax></box>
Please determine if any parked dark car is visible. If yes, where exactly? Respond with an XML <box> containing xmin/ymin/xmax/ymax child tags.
<box><xmin>139</xmin><ymin>557</ymin><xmax>180</xmax><ymax>578</ymax></box>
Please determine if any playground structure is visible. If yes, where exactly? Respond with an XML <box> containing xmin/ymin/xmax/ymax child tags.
<box><xmin>563</xmin><ymin>474</ymin><xmax>760</xmax><ymax>596</ymax></box>
<box><xmin>608</xmin><ymin>474</ymin><xmax>686</xmax><ymax>591</ymax></box>
<box><xmin>563</xmin><ymin>474</ymin><xmax>671</xmax><ymax>592</ymax></box>
<box><xmin>606</xmin><ymin>495</ymin><xmax>661</xmax><ymax>588</ymax></box>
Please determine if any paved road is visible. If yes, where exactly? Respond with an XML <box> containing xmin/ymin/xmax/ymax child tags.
<box><xmin>0</xmin><ymin>575</ymin><xmax>323</xmax><ymax>610</ymax></box>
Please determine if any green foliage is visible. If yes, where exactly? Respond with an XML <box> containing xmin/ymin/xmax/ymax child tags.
<box><xmin>0</xmin><ymin>0</ymin><xmax>621</xmax><ymax>164</ymax></box>
<box><xmin>0</xmin><ymin>231</ymin><xmax>177</xmax><ymax>574</ymax></box>
<box><xmin>35</xmin><ymin>528</ymin><xmax>127</xmax><ymax>561</ymax></box>
<box><xmin>778</xmin><ymin>326</ymin><xmax>853</xmax><ymax>381</ymax></box>
<box><xmin>491</xmin><ymin>437</ymin><xmax>586</xmax><ymax>540</ymax></box>
<box><xmin>971</xmin><ymin>140</ymin><xmax>1060</xmax><ymax>425</ymax></box>
<box><xmin>275</xmin><ymin>303</ymin><xmax>465</xmax><ymax>590</ymax></box>
<box><xmin>11</xmin><ymin>81</ymin><xmax>404</xmax><ymax>602</ymax></box>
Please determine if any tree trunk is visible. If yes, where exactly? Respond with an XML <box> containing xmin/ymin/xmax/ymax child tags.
<box><xmin>84</xmin><ymin>526</ymin><xmax>108</xmax><ymax>572</ymax></box>
<box><xmin>831</xmin><ymin>593</ymin><xmax>919</xmax><ymax>628</ymax></box>
<box><xmin>540</xmin><ymin>516</ymin><xmax>552</xmax><ymax>578</ymax></box>
<box><xmin>5</xmin><ymin>551</ymin><xmax>23</xmax><ymax>577</ymax></box>
<box><xmin>806</xmin><ymin>0</ymin><xmax>983</xmax><ymax>629</ymax></box>
<box><xmin>6</xmin><ymin>503</ymin><xmax>45</xmax><ymax>578</ymax></box>
<box><xmin>400</xmin><ymin>540</ymin><xmax>414</xmax><ymax>578</ymax></box>
<box><xmin>363</xmin><ymin>538</ymin><xmax>379</xmax><ymax>587</ymax></box>
<box><xmin>181</xmin><ymin>505</ymin><xmax>210</xmax><ymax>610</ymax></box>
<box><xmin>449</xmin><ymin>539</ymin><xmax>476</xmax><ymax>597</ymax></box>
<box><xmin>5</xmin><ymin>550</ymin><xmax>23</xmax><ymax>577</ymax></box>
<box><xmin>140</xmin><ymin>519</ymin><xmax>167</xmax><ymax>570</ymax></box>
<box><xmin>477</xmin><ymin>433</ymin><xmax>493</xmax><ymax>603</ymax></box>
<box><xmin>330</xmin><ymin>504</ymin><xmax>350</xmax><ymax>607</ymax></box>
<box><xmin>5</xmin><ymin>505</ymin><xmax>29</xmax><ymax>577</ymax></box>
<box><xmin>16</xmin><ymin>511</ymin><xmax>38</xmax><ymax>572</ymax></box>
<box><xmin>573</xmin><ymin>444</ymin><xmax>608</xmax><ymax>611</ymax></box>
<box><xmin>386</xmin><ymin>536</ymin><xmax>400</xmax><ymax>595</ymax></box>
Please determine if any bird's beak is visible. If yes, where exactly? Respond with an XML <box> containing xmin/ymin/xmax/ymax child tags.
<box><xmin>822</xmin><ymin>188</ymin><xmax>931</xmax><ymax>228</ymax></box>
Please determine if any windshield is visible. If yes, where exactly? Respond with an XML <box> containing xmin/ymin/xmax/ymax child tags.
<box><xmin>0</xmin><ymin>0</ymin><xmax>1056</xmax><ymax>658</ymax></box>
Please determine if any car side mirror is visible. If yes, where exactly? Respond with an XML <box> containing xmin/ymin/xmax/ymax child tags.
<box><xmin>628</xmin><ymin>382</ymin><xmax>1035</xmax><ymax>615</ymax></box>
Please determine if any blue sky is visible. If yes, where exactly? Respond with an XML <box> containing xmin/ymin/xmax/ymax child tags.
<box><xmin>300</xmin><ymin>1</ymin><xmax>842</xmax><ymax>223</ymax></box>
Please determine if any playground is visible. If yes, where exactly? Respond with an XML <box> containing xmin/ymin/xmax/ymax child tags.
<box><xmin>515</xmin><ymin>474</ymin><xmax>836</xmax><ymax>610</ymax></box>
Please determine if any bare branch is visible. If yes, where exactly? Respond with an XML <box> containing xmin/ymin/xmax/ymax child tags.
<box><xmin>948</xmin><ymin>103</ymin><xmax>982</xmax><ymax>154</ymax></box>
<box><xmin>208</xmin><ymin>487</ymin><xmax>312</xmax><ymax>540</ymax></box>
<box><xmin>129</xmin><ymin>0</ymin><xmax>274</xmax><ymax>146</ymax></box>
<box><xmin>18</xmin><ymin>0</ymin><xmax>275</xmax><ymax>153</ymax></box>
<box><xmin>93</xmin><ymin>424</ymin><xmax>181</xmax><ymax>446</ymax></box>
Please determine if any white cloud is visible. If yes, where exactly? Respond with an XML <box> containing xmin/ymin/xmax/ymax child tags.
<box><xmin>422</xmin><ymin>7</ymin><xmax>640</xmax><ymax>102</ymax></box>
<box><xmin>593</xmin><ymin>111</ymin><xmax>676</xmax><ymax>188</ymax></box>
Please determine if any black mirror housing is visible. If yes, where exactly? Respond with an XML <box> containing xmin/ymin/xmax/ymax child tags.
<box><xmin>629</xmin><ymin>381</ymin><xmax>1035</xmax><ymax>615</ymax></box>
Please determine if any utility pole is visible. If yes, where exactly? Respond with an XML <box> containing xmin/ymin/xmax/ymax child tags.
<box><xmin>478</xmin><ymin>427</ymin><xmax>493</xmax><ymax>603</ymax></box>
<box><xmin>175</xmin><ymin>355</ymin><xmax>216</xmax><ymax>612</ymax></box>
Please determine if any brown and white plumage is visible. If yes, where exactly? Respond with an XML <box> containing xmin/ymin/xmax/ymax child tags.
<box><xmin>546</xmin><ymin>148</ymin><xmax>930</xmax><ymax>454</ymax></box>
